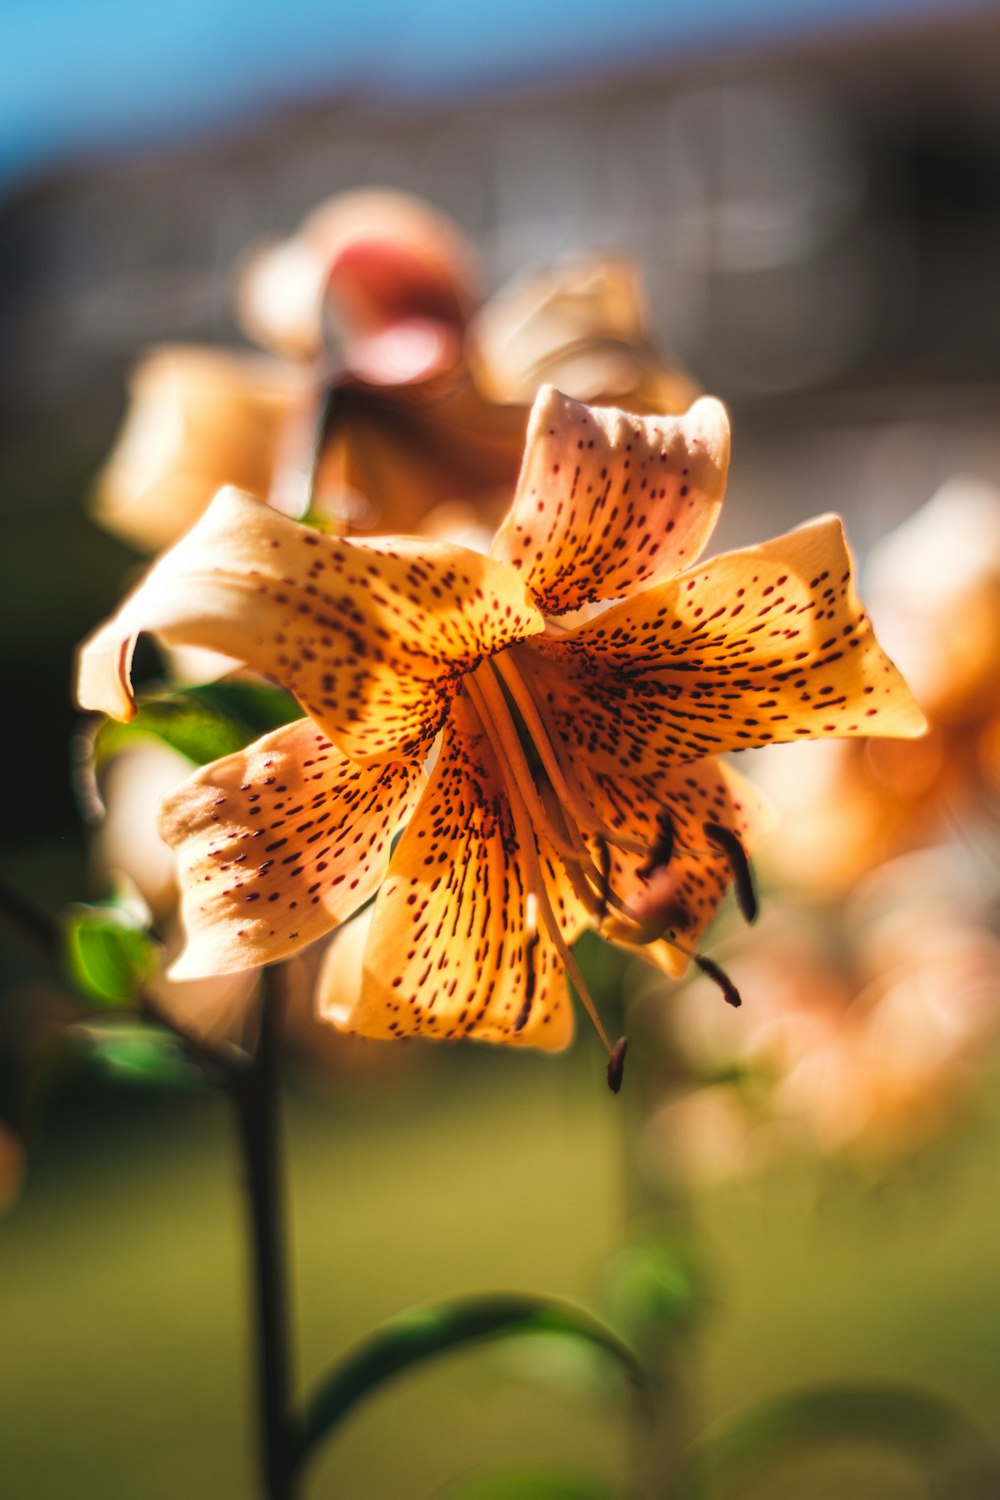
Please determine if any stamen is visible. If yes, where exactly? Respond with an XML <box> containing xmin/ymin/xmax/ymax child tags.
<box><xmin>606</xmin><ymin>1036</ymin><xmax>629</xmax><ymax>1094</ymax></box>
<box><xmin>514</xmin><ymin>911</ymin><xmax>540</xmax><ymax>1034</ymax></box>
<box><xmin>464</xmin><ymin>673</ymin><xmax>614</xmax><ymax>1055</ymax></box>
<box><xmin>638</xmin><ymin>808</ymin><xmax>676</xmax><ymax>879</ymax></box>
<box><xmin>595</xmin><ymin>838</ymin><xmax>612</xmax><ymax>924</ymax></box>
<box><xmin>693</xmin><ymin>954</ymin><xmax>743</xmax><ymax>1008</ymax></box>
<box><xmin>537</xmin><ymin>779</ymin><xmax>641</xmax><ymax>929</ymax></box>
<box><xmin>468</xmin><ymin>669</ymin><xmax>594</xmax><ymax>866</ymax></box>
<box><xmin>703</xmin><ymin>821</ymin><xmax>758</xmax><ymax>924</ymax></box>
<box><xmin>493</xmin><ymin>653</ymin><xmax>648</xmax><ymax>858</ymax></box>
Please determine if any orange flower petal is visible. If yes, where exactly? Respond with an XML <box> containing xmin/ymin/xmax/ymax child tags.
<box><xmin>585</xmin><ymin>758</ymin><xmax>772</xmax><ymax>978</ymax></box>
<box><xmin>76</xmin><ymin>487</ymin><xmax>544</xmax><ymax>763</ymax></box>
<box><xmin>527</xmin><ymin>516</ymin><xmax>927</xmax><ymax>777</ymax></box>
<box><xmin>160</xmin><ymin>717</ymin><xmax>425</xmax><ymax>978</ymax></box>
<box><xmin>331</xmin><ymin>692</ymin><xmax>580</xmax><ymax>1050</ymax></box>
<box><xmin>91</xmin><ymin>346</ymin><xmax>306</xmax><ymax>552</ymax></box>
<box><xmin>490</xmin><ymin>385</ymin><xmax>729</xmax><ymax>613</ymax></box>
<box><xmin>318</xmin><ymin>380</ymin><xmax>526</xmax><ymax>536</ymax></box>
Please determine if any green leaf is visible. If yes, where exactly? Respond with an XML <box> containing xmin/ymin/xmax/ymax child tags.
<box><xmin>434</xmin><ymin>1466</ymin><xmax>625</xmax><ymax>1500</ymax></box>
<box><xmin>665</xmin><ymin>1383</ymin><xmax>998</xmax><ymax>1499</ymax></box>
<box><xmin>65</xmin><ymin>909</ymin><xmax>158</xmax><ymax>1006</ymax></box>
<box><xmin>186</xmin><ymin>680</ymin><xmax>302</xmax><ymax>737</ymax></box>
<box><xmin>71</xmin><ymin>1020</ymin><xmax>205</xmax><ymax>1091</ymax></box>
<box><xmin>92</xmin><ymin>680</ymin><xmax>300</xmax><ymax>770</ymax></box>
<box><xmin>604</xmin><ymin>1239</ymin><xmax>708</xmax><ymax>1346</ymax></box>
<box><xmin>298</xmin><ymin>1294</ymin><xmax>644</xmax><ymax>1471</ymax></box>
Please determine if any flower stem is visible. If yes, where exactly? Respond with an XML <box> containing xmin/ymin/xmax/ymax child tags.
<box><xmin>231</xmin><ymin>968</ymin><xmax>298</xmax><ymax>1500</ymax></box>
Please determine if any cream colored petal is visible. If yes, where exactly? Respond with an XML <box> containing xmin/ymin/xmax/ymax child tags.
<box><xmin>161</xmin><ymin>716</ymin><xmax>426</xmax><ymax>979</ymax></box>
<box><xmin>469</xmin><ymin>255</ymin><xmax>698</xmax><ymax>414</ymax></box>
<box><xmin>96</xmin><ymin>739</ymin><xmax>197</xmax><ymax>920</ymax></box>
<box><xmin>91</xmin><ymin>346</ymin><xmax>307</xmax><ymax>552</ymax></box>
<box><xmin>315</xmin><ymin>905</ymin><xmax>374</xmax><ymax>1032</ymax></box>
<box><xmin>490</xmin><ymin>386</ymin><xmax>729</xmax><ymax>613</ymax></box>
<box><xmin>148</xmin><ymin>921</ymin><xmax>261</xmax><ymax>1044</ymax></box>
<box><xmin>527</xmin><ymin>516</ymin><xmax>927</xmax><ymax>778</ymax></box>
<box><xmin>76</xmin><ymin>487</ymin><xmax>544</xmax><ymax>763</ymax></box>
<box><xmin>333</xmin><ymin>692</ymin><xmax>577</xmax><ymax>1051</ymax></box>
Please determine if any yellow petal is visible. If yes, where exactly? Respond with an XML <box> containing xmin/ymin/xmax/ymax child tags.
<box><xmin>490</xmin><ymin>386</ymin><xmax>729</xmax><ymax>613</ymax></box>
<box><xmin>527</xmin><ymin>516</ymin><xmax>927</xmax><ymax>777</ymax></box>
<box><xmin>91</xmin><ymin>346</ymin><xmax>307</xmax><ymax>552</ymax></box>
<box><xmin>333</xmin><ymin>692</ymin><xmax>579</xmax><ymax>1050</ymax></box>
<box><xmin>160</xmin><ymin>717</ymin><xmax>425</xmax><ymax>978</ymax></box>
<box><xmin>76</xmin><ymin>487</ymin><xmax>544</xmax><ymax>763</ymax></box>
<box><xmin>585</xmin><ymin>758</ymin><xmax>772</xmax><ymax>978</ymax></box>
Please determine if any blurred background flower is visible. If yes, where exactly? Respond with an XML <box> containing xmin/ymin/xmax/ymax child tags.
<box><xmin>758</xmin><ymin>475</ymin><xmax>1000</xmax><ymax>893</ymax></box>
<box><xmin>638</xmin><ymin>846</ymin><xmax>1000</xmax><ymax>1182</ymax></box>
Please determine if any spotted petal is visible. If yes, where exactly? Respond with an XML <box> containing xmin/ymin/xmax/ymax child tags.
<box><xmin>585</xmin><ymin>758</ymin><xmax>772</xmax><ymax>978</ymax></box>
<box><xmin>490</xmin><ymin>385</ymin><xmax>729</xmax><ymax>614</ymax></box>
<box><xmin>76</xmin><ymin>487</ymin><xmax>544</xmax><ymax>764</ymax></box>
<box><xmin>160</xmin><ymin>717</ymin><xmax>426</xmax><ymax>978</ymax></box>
<box><xmin>332</xmin><ymin>691</ymin><xmax>582</xmax><ymax>1049</ymax></box>
<box><xmin>527</xmin><ymin>516</ymin><xmax>927</xmax><ymax>778</ymax></box>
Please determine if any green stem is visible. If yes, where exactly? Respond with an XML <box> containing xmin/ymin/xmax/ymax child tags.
<box><xmin>231</xmin><ymin>971</ymin><xmax>298</xmax><ymax>1499</ymax></box>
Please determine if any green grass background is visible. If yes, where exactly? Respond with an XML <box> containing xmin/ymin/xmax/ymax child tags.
<box><xmin>2</xmin><ymin>1042</ymin><xmax>998</xmax><ymax>1500</ymax></box>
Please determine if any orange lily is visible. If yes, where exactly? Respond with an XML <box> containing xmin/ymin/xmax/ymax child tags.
<box><xmin>92</xmin><ymin>190</ymin><xmax>524</xmax><ymax>551</ymax></box>
<box><xmin>76</xmin><ymin>387</ymin><xmax>924</xmax><ymax>1055</ymax></box>
<box><xmin>93</xmin><ymin>194</ymin><xmax>700</xmax><ymax>555</ymax></box>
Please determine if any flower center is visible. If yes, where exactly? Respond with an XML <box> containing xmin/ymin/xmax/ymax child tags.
<box><xmin>461</xmin><ymin>645</ymin><xmax>752</xmax><ymax>1054</ymax></box>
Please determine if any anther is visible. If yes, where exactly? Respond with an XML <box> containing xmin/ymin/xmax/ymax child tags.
<box><xmin>639</xmin><ymin>808</ymin><xmax>675</xmax><ymax>879</ymax></box>
<box><xmin>694</xmin><ymin>954</ymin><xmax>743</xmax><ymax>1008</ymax></box>
<box><xmin>703</xmin><ymin>822</ymin><xmax>758</xmax><ymax>924</ymax></box>
<box><xmin>514</xmin><ymin>896</ymin><xmax>540</xmax><ymax>1034</ymax></box>
<box><xmin>607</xmin><ymin>1036</ymin><xmax>630</xmax><ymax>1093</ymax></box>
<box><xmin>594</xmin><ymin>837</ymin><xmax>612</xmax><ymax>924</ymax></box>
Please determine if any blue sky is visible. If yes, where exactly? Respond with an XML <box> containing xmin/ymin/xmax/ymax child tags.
<box><xmin>0</xmin><ymin>0</ymin><xmax>980</xmax><ymax>191</ymax></box>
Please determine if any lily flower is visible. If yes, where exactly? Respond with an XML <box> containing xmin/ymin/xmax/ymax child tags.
<box><xmin>93</xmin><ymin>193</ymin><xmax>701</xmax><ymax>555</ymax></box>
<box><xmin>93</xmin><ymin>190</ymin><xmax>524</xmax><ymax>551</ymax></box>
<box><xmin>76</xmin><ymin>387</ymin><xmax>924</xmax><ymax>1053</ymax></box>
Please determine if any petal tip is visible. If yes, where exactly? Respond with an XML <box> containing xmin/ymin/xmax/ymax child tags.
<box><xmin>895</xmin><ymin>698</ymin><xmax>931</xmax><ymax>739</ymax></box>
<box><xmin>684</xmin><ymin>394</ymin><xmax>731</xmax><ymax>478</ymax></box>
<box><xmin>74</xmin><ymin>629</ymin><xmax>138</xmax><ymax>722</ymax></box>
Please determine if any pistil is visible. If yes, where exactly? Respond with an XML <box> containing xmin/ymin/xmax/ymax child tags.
<box><xmin>463</xmin><ymin>671</ymin><xmax>614</xmax><ymax>1054</ymax></box>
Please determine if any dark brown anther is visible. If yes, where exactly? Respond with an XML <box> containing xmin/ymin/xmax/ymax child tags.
<box><xmin>514</xmin><ymin>929</ymin><xmax>540</xmax><ymax>1033</ymax></box>
<box><xmin>639</xmin><ymin>808</ymin><xmax>675</xmax><ymax>879</ymax></box>
<box><xmin>594</xmin><ymin>837</ymin><xmax>612</xmax><ymax>923</ymax></box>
<box><xmin>607</xmin><ymin>1035</ymin><xmax>630</xmax><ymax>1093</ymax></box>
<box><xmin>703</xmin><ymin>821</ymin><xmax>758</xmax><ymax>924</ymax></box>
<box><xmin>694</xmin><ymin>954</ymin><xmax>743</xmax><ymax>1008</ymax></box>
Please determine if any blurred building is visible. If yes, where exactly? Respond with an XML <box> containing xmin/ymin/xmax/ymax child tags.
<box><xmin>4</xmin><ymin>7</ymin><xmax>1000</xmax><ymax>427</ymax></box>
